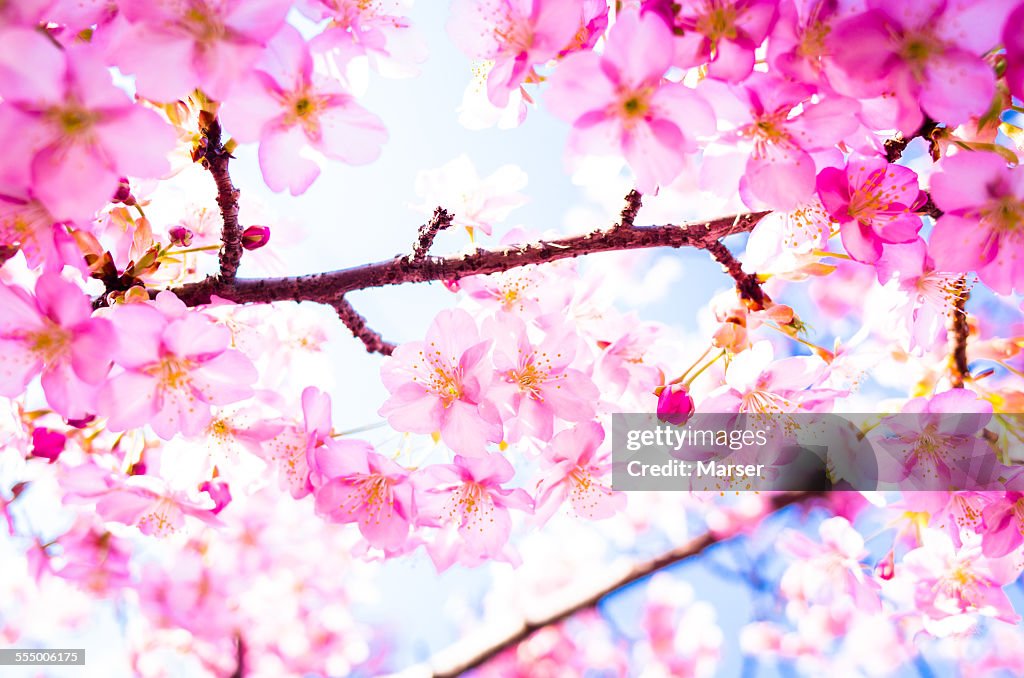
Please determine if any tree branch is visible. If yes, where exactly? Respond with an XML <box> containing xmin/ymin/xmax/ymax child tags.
<box><xmin>331</xmin><ymin>296</ymin><xmax>396</xmax><ymax>356</ymax></box>
<box><xmin>700</xmin><ymin>239</ymin><xmax>770</xmax><ymax>311</ymax></box>
<box><xmin>429</xmin><ymin>491</ymin><xmax>820</xmax><ymax>678</ymax></box>
<box><xmin>227</xmin><ymin>634</ymin><xmax>245</xmax><ymax>678</ymax></box>
<box><xmin>199</xmin><ymin>117</ymin><xmax>244</xmax><ymax>283</ymax></box>
<box><xmin>948</xmin><ymin>277</ymin><xmax>971</xmax><ymax>388</ymax></box>
<box><xmin>884</xmin><ymin>117</ymin><xmax>941</xmax><ymax>162</ymax></box>
<box><xmin>616</xmin><ymin>190</ymin><xmax>643</xmax><ymax>229</ymax></box>
<box><xmin>164</xmin><ymin>211</ymin><xmax>771</xmax><ymax>308</ymax></box>
<box><xmin>410</xmin><ymin>207</ymin><xmax>455</xmax><ymax>262</ymax></box>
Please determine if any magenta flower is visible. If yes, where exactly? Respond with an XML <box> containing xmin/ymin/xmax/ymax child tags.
<box><xmin>416</xmin><ymin>453</ymin><xmax>534</xmax><ymax>570</ymax></box>
<box><xmin>928</xmin><ymin>152</ymin><xmax>1024</xmax><ymax>294</ymax></box>
<box><xmin>535</xmin><ymin>422</ymin><xmax>624</xmax><ymax>523</ymax></box>
<box><xmin>241</xmin><ymin>225</ymin><xmax>271</xmax><ymax>250</ymax></box>
<box><xmin>97</xmin><ymin>292</ymin><xmax>258</xmax><ymax>440</ymax></box>
<box><xmin>490</xmin><ymin>318</ymin><xmax>598</xmax><ymax>442</ymax></box>
<box><xmin>826</xmin><ymin>1</ymin><xmax>1012</xmax><ymax>132</ymax></box>
<box><xmin>816</xmin><ymin>156</ymin><xmax>925</xmax><ymax>263</ymax></box>
<box><xmin>647</xmin><ymin>0</ymin><xmax>779</xmax><ymax>82</ymax></box>
<box><xmin>220</xmin><ymin>25</ymin><xmax>388</xmax><ymax>195</ymax></box>
<box><xmin>379</xmin><ymin>308</ymin><xmax>503</xmax><ymax>456</ymax></box>
<box><xmin>657</xmin><ymin>383</ymin><xmax>695</xmax><ymax>426</ymax></box>
<box><xmin>108</xmin><ymin>0</ymin><xmax>291</xmax><ymax>102</ymax></box>
<box><xmin>312</xmin><ymin>440</ymin><xmax>416</xmax><ymax>551</ymax></box>
<box><xmin>448</xmin><ymin>0</ymin><xmax>584</xmax><ymax>107</ymax></box>
<box><xmin>981</xmin><ymin>492</ymin><xmax>1024</xmax><ymax>559</ymax></box>
<box><xmin>545</xmin><ymin>10</ymin><xmax>715</xmax><ymax>193</ymax></box>
<box><xmin>30</xmin><ymin>427</ymin><xmax>66</xmax><ymax>463</ymax></box>
<box><xmin>767</xmin><ymin>0</ymin><xmax>845</xmax><ymax>85</ymax></box>
<box><xmin>0</xmin><ymin>273</ymin><xmax>116</xmax><ymax>419</ymax></box>
<box><xmin>0</xmin><ymin>31</ymin><xmax>175</xmax><ymax>221</ymax></box>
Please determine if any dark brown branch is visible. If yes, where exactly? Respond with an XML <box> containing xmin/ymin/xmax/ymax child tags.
<box><xmin>164</xmin><ymin>211</ymin><xmax>771</xmax><ymax>308</ymax></box>
<box><xmin>430</xmin><ymin>491</ymin><xmax>820</xmax><ymax>678</ymax></box>
<box><xmin>227</xmin><ymin>634</ymin><xmax>245</xmax><ymax>678</ymax></box>
<box><xmin>411</xmin><ymin>207</ymin><xmax>454</xmax><ymax>262</ymax></box>
<box><xmin>331</xmin><ymin>296</ymin><xmax>396</xmax><ymax>356</ymax></box>
<box><xmin>948</xmin><ymin>277</ymin><xmax>971</xmax><ymax>388</ymax></box>
<box><xmin>199</xmin><ymin>117</ymin><xmax>244</xmax><ymax>283</ymax></box>
<box><xmin>617</xmin><ymin>190</ymin><xmax>643</xmax><ymax>228</ymax></box>
<box><xmin>884</xmin><ymin>117</ymin><xmax>941</xmax><ymax>162</ymax></box>
<box><xmin>700</xmin><ymin>239</ymin><xmax>770</xmax><ymax>311</ymax></box>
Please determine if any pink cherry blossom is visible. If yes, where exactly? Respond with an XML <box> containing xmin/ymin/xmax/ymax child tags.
<box><xmin>53</xmin><ymin>518</ymin><xmax>132</xmax><ymax>594</ymax></box>
<box><xmin>701</xmin><ymin>341</ymin><xmax>839</xmax><ymax>413</ymax></box>
<box><xmin>701</xmin><ymin>74</ymin><xmax>859</xmax><ymax>210</ymax></box>
<box><xmin>826</xmin><ymin>0</ymin><xmax>1012</xmax><ymax>132</ymax></box>
<box><xmin>545</xmin><ymin>10</ymin><xmax>715</xmax><ymax>194</ymax></box>
<box><xmin>980</xmin><ymin>492</ymin><xmax>1024</xmax><ymax>559</ymax></box>
<box><xmin>416</xmin><ymin>453</ymin><xmax>533</xmax><ymax>570</ymax></box>
<box><xmin>0</xmin><ymin>31</ymin><xmax>175</xmax><ymax>221</ymax></box>
<box><xmin>900</xmin><ymin>530</ymin><xmax>1020</xmax><ymax>625</ymax></box>
<box><xmin>0</xmin><ymin>273</ymin><xmax>116</xmax><ymax>419</ymax></box>
<box><xmin>816</xmin><ymin>155</ymin><xmax>925</xmax><ymax>263</ymax></box>
<box><xmin>312</xmin><ymin>440</ymin><xmax>415</xmax><ymax>551</ymax></box>
<box><xmin>1005</xmin><ymin>3</ymin><xmax>1024</xmax><ymax>102</ymax></box>
<box><xmin>298</xmin><ymin>0</ymin><xmax>428</xmax><ymax>78</ymax></box>
<box><xmin>0</xmin><ymin>183</ymin><xmax>65</xmax><ymax>270</ymax></box>
<box><xmin>534</xmin><ymin>422</ymin><xmax>625</xmax><ymax>522</ymax></box>
<box><xmin>489</xmin><ymin>317</ymin><xmax>598</xmax><ymax>442</ymax></box>
<box><xmin>767</xmin><ymin>0</ymin><xmax>847</xmax><ymax>86</ymax></box>
<box><xmin>928</xmin><ymin>151</ymin><xmax>1024</xmax><ymax>295</ymax></box>
<box><xmin>97</xmin><ymin>292</ymin><xmax>257</xmax><ymax>440</ymax></box>
<box><xmin>448</xmin><ymin>0</ymin><xmax>584</xmax><ymax>107</ymax></box>
<box><xmin>379</xmin><ymin>308</ymin><xmax>503</xmax><ymax>456</ymax></box>
<box><xmin>107</xmin><ymin>0</ymin><xmax>291</xmax><ymax>102</ymax></box>
<box><xmin>220</xmin><ymin>25</ymin><xmax>388</xmax><ymax>195</ymax></box>
<box><xmin>647</xmin><ymin>0</ymin><xmax>779</xmax><ymax>82</ymax></box>
<box><xmin>96</xmin><ymin>476</ymin><xmax>223</xmax><ymax>537</ymax></box>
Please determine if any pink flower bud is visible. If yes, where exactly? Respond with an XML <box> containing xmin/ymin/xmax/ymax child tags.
<box><xmin>66</xmin><ymin>415</ymin><xmax>96</xmax><ymax>428</ymax></box>
<box><xmin>876</xmin><ymin>549</ymin><xmax>895</xmax><ymax>580</ymax></box>
<box><xmin>199</xmin><ymin>480</ymin><xmax>232</xmax><ymax>515</ymax></box>
<box><xmin>31</xmin><ymin>428</ymin><xmax>66</xmax><ymax>463</ymax></box>
<box><xmin>113</xmin><ymin>177</ymin><xmax>136</xmax><ymax>205</ymax></box>
<box><xmin>168</xmin><ymin>225</ymin><xmax>194</xmax><ymax>247</ymax></box>
<box><xmin>241</xmin><ymin>225</ymin><xmax>270</xmax><ymax>250</ymax></box>
<box><xmin>656</xmin><ymin>383</ymin><xmax>695</xmax><ymax>426</ymax></box>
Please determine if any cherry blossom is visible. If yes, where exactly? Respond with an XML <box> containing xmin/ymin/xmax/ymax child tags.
<box><xmin>816</xmin><ymin>155</ymin><xmax>925</xmax><ymax>263</ymax></box>
<box><xmin>1006</xmin><ymin>3</ymin><xmax>1024</xmax><ymax>102</ymax></box>
<box><xmin>545</xmin><ymin>10</ymin><xmax>715</xmax><ymax>193</ymax></box>
<box><xmin>411</xmin><ymin>154</ymin><xmax>527</xmax><ymax>237</ymax></box>
<box><xmin>379</xmin><ymin>308</ymin><xmax>503</xmax><ymax>456</ymax></box>
<box><xmin>0</xmin><ymin>274</ymin><xmax>116</xmax><ymax>419</ymax></box>
<box><xmin>534</xmin><ymin>422</ymin><xmax>624</xmax><ymax>522</ymax></box>
<box><xmin>220</xmin><ymin>25</ymin><xmax>388</xmax><ymax>194</ymax></box>
<box><xmin>928</xmin><ymin>151</ymin><xmax>1024</xmax><ymax>294</ymax></box>
<box><xmin>416</xmin><ymin>453</ymin><xmax>533</xmax><ymax>569</ymax></box>
<box><xmin>97</xmin><ymin>293</ymin><xmax>257</xmax><ymax>440</ymax></box>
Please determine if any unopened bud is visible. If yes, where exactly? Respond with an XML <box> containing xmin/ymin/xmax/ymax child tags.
<box><xmin>31</xmin><ymin>428</ymin><xmax>66</xmax><ymax>463</ymax></box>
<box><xmin>656</xmin><ymin>383</ymin><xmax>695</xmax><ymax>426</ymax></box>
<box><xmin>113</xmin><ymin>177</ymin><xmax>136</xmax><ymax>205</ymax></box>
<box><xmin>241</xmin><ymin>225</ymin><xmax>270</xmax><ymax>250</ymax></box>
<box><xmin>168</xmin><ymin>225</ymin><xmax>194</xmax><ymax>247</ymax></box>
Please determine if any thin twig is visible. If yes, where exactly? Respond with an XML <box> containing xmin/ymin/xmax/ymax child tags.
<box><xmin>200</xmin><ymin>117</ymin><xmax>244</xmax><ymax>283</ymax></box>
<box><xmin>228</xmin><ymin>634</ymin><xmax>245</xmax><ymax>678</ymax></box>
<box><xmin>331</xmin><ymin>296</ymin><xmax>396</xmax><ymax>356</ymax></box>
<box><xmin>617</xmin><ymin>190</ymin><xmax>643</xmax><ymax>228</ymax></box>
<box><xmin>162</xmin><ymin>211</ymin><xmax>771</xmax><ymax>308</ymax></box>
<box><xmin>429</xmin><ymin>491</ymin><xmax>820</xmax><ymax>678</ymax></box>
<box><xmin>700</xmin><ymin>239</ymin><xmax>770</xmax><ymax>311</ymax></box>
<box><xmin>948</xmin><ymin>277</ymin><xmax>971</xmax><ymax>388</ymax></box>
<box><xmin>410</xmin><ymin>207</ymin><xmax>454</xmax><ymax>262</ymax></box>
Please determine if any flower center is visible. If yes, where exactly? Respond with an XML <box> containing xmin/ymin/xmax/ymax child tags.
<box><xmin>982</xmin><ymin>195</ymin><xmax>1024</xmax><ymax>235</ymax></box>
<box><xmin>26</xmin><ymin>322</ymin><xmax>72</xmax><ymax>362</ymax></box>
<box><xmin>145</xmin><ymin>355</ymin><xmax>195</xmax><ymax>391</ymax></box>
<box><xmin>696</xmin><ymin>4</ymin><xmax>739</xmax><ymax>46</ymax></box>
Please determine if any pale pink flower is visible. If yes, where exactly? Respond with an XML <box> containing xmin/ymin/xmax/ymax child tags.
<box><xmin>779</xmin><ymin>517</ymin><xmax>882</xmax><ymax>611</ymax></box>
<box><xmin>742</xmin><ymin>197</ymin><xmax>832</xmax><ymax>277</ymax></box>
<box><xmin>928</xmin><ymin>151</ymin><xmax>1024</xmax><ymax>295</ymax></box>
<box><xmin>826</xmin><ymin>0</ymin><xmax>1012</xmax><ymax>132</ymax></box>
<box><xmin>97</xmin><ymin>292</ymin><xmax>257</xmax><ymax>440</ymax></box>
<box><xmin>489</xmin><ymin>317</ymin><xmax>598</xmax><ymax>442</ymax></box>
<box><xmin>0</xmin><ymin>31</ymin><xmax>175</xmax><ymax>221</ymax></box>
<box><xmin>545</xmin><ymin>10</ymin><xmax>715</xmax><ymax>193</ymax></box>
<box><xmin>0</xmin><ymin>183</ymin><xmax>65</xmax><ymax>270</ymax></box>
<box><xmin>312</xmin><ymin>440</ymin><xmax>415</xmax><ymax>551</ymax></box>
<box><xmin>900</xmin><ymin>530</ymin><xmax>1020</xmax><ymax>625</ymax></box>
<box><xmin>534</xmin><ymin>422</ymin><xmax>625</xmax><ymax>522</ymax></box>
<box><xmin>448</xmin><ymin>0</ymin><xmax>584</xmax><ymax>107</ymax></box>
<box><xmin>54</xmin><ymin>518</ymin><xmax>132</xmax><ymax>594</ymax></box>
<box><xmin>701</xmin><ymin>341</ymin><xmax>839</xmax><ymax>413</ymax></box>
<box><xmin>412</xmin><ymin>154</ymin><xmax>527</xmax><ymax>237</ymax></box>
<box><xmin>220</xmin><ymin>25</ymin><xmax>388</xmax><ymax>195</ymax></box>
<box><xmin>298</xmin><ymin>0</ymin><xmax>428</xmax><ymax>78</ymax></box>
<box><xmin>646</xmin><ymin>0</ymin><xmax>778</xmax><ymax>82</ymax></box>
<box><xmin>767</xmin><ymin>0</ymin><xmax>848</xmax><ymax>86</ymax></box>
<box><xmin>96</xmin><ymin>476</ymin><xmax>223</xmax><ymax>537</ymax></box>
<box><xmin>816</xmin><ymin>155</ymin><xmax>925</xmax><ymax>263</ymax></box>
<box><xmin>108</xmin><ymin>0</ymin><xmax>292</xmax><ymax>102</ymax></box>
<box><xmin>416</xmin><ymin>453</ymin><xmax>533</xmax><ymax>570</ymax></box>
<box><xmin>379</xmin><ymin>308</ymin><xmax>503</xmax><ymax>456</ymax></box>
<box><xmin>0</xmin><ymin>273</ymin><xmax>116</xmax><ymax>419</ymax></box>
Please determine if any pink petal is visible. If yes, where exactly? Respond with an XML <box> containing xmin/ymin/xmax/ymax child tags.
<box><xmin>32</xmin><ymin>142</ymin><xmax>118</xmax><ymax>222</ymax></box>
<box><xmin>928</xmin><ymin>214</ymin><xmax>998</xmax><ymax>272</ymax></box>
<box><xmin>258</xmin><ymin>124</ymin><xmax>321</xmax><ymax>194</ymax></box>
<box><xmin>441</xmin><ymin>400</ymin><xmax>501</xmax><ymax>456</ymax></box>
<box><xmin>745</xmin><ymin>147</ymin><xmax>816</xmax><ymax>210</ymax></box>
<box><xmin>190</xmin><ymin>350</ymin><xmax>256</xmax><ymax>405</ymax></box>
<box><xmin>602</xmin><ymin>10</ymin><xmax>674</xmax><ymax>87</ymax></box>
<box><xmin>316</xmin><ymin>100</ymin><xmax>388</xmax><ymax>165</ymax></box>
<box><xmin>920</xmin><ymin>51</ymin><xmax>995</xmax><ymax>125</ymax></box>
<box><xmin>0</xmin><ymin>338</ymin><xmax>41</xmax><ymax>396</ymax></box>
